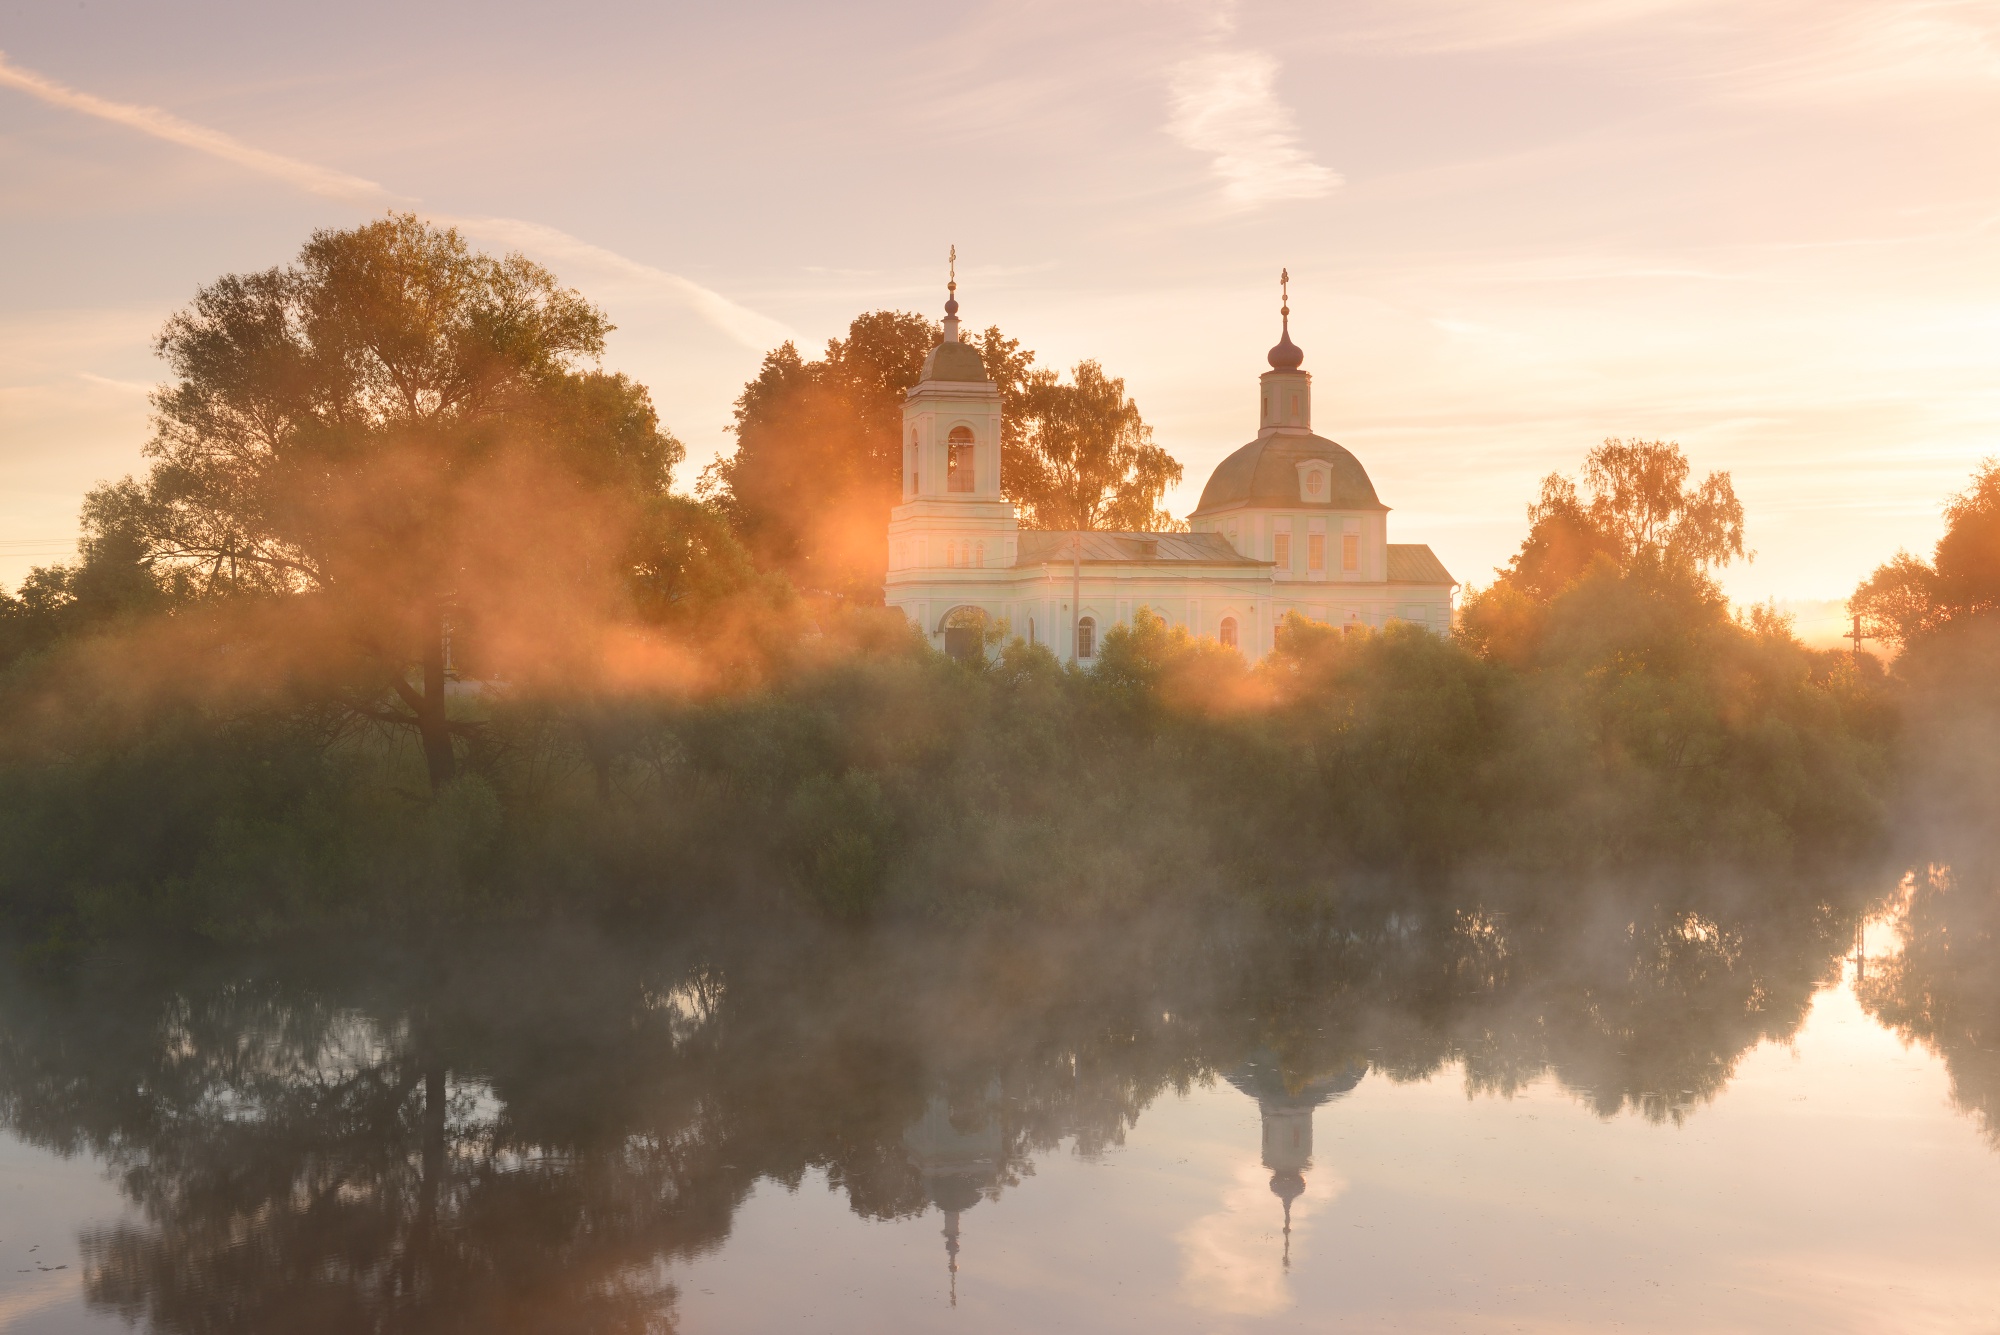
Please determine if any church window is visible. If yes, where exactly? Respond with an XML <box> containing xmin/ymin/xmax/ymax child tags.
<box><xmin>975</xmin><ymin>541</ymin><xmax>986</xmax><ymax>567</ymax></box>
<box><xmin>948</xmin><ymin>426</ymin><xmax>975</xmax><ymax>492</ymax></box>
<box><xmin>1308</xmin><ymin>533</ymin><xmax>1326</xmax><ymax>572</ymax></box>
<box><xmin>1077</xmin><ymin>616</ymin><xmax>1096</xmax><ymax>659</ymax></box>
<box><xmin>1274</xmin><ymin>532</ymin><xmax>1291</xmax><ymax>569</ymax></box>
<box><xmin>1305</xmin><ymin>471</ymin><xmax>1323</xmax><ymax>497</ymax></box>
<box><xmin>1220</xmin><ymin>617</ymin><xmax>1238</xmax><ymax>649</ymax></box>
<box><xmin>1342</xmin><ymin>533</ymin><xmax>1359</xmax><ymax>571</ymax></box>
<box><xmin>946</xmin><ymin>540</ymin><xmax>957</xmax><ymax>567</ymax></box>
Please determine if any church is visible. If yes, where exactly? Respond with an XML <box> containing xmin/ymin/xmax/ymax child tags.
<box><xmin>885</xmin><ymin>275</ymin><xmax>1456</xmax><ymax>664</ymax></box>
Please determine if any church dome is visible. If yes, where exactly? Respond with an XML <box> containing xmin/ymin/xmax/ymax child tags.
<box><xmin>1267</xmin><ymin>322</ymin><xmax>1303</xmax><ymax>371</ymax></box>
<box><xmin>920</xmin><ymin>338</ymin><xmax>989</xmax><ymax>383</ymax></box>
<box><xmin>1192</xmin><ymin>433</ymin><xmax>1385</xmax><ymax>516</ymax></box>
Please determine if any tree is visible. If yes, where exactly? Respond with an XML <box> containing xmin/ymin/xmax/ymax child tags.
<box><xmin>108</xmin><ymin>214</ymin><xmax>682</xmax><ymax>788</ymax></box>
<box><xmin>1006</xmin><ymin>361</ymin><xmax>1182</xmax><ymax>531</ymax></box>
<box><xmin>701</xmin><ymin>313</ymin><xmax>1180</xmax><ymax>595</ymax></box>
<box><xmin>1502</xmin><ymin>438</ymin><xmax>1744</xmax><ymax>601</ymax></box>
<box><xmin>1853</xmin><ymin>459</ymin><xmax>2000</xmax><ymax>646</ymax></box>
<box><xmin>701</xmin><ymin>311</ymin><xmax>941</xmax><ymax>601</ymax></box>
<box><xmin>0</xmin><ymin>480</ymin><xmax>185</xmax><ymax>667</ymax></box>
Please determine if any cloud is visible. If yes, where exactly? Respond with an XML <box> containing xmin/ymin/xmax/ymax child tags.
<box><xmin>0</xmin><ymin>49</ymin><xmax>391</xmax><ymax>202</ymax></box>
<box><xmin>0</xmin><ymin>50</ymin><xmax>788</xmax><ymax>350</ymax></box>
<box><xmin>1166</xmin><ymin>49</ymin><xmax>1341</xmax><ymax>209</ymax></box>
<box><xmin>445</xmin><ymin>216</ymin><xmax>792</xmax><ymax>351</ymax></box>
<box><xmin>1174</xmin><ymin>1158</ymin><xmax>1344</xmax><ymax>1314</ymax></box>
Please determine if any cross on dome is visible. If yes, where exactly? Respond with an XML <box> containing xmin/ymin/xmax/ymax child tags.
<box><xmin>1268</xmin><ymin>267</ymin><xmax>1304</xmax><ymax>371</ymax></box>
<box><xmin>943</xmin><ymin>243</ymin><xmax>962</xmax><ymax>341</ymax></box>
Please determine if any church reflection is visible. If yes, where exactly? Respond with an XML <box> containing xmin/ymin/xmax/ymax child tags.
<box><xmin>0</xmin><ymin>867</ymin><xmax>1963</xmax><ymax>1332</ymax></box>
<box><xmin>902</xmin><ymin>1085</ymin><xmax>1005</xmax><ymax>1307</ymax></box>
<box><xmin>1225</xmin><ymin>1052</ymin><xmax>1365</xmax><ymax>1267</ymax></box>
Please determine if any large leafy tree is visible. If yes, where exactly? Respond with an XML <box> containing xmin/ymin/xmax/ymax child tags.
<box><xmin>109</xmin><ymin>214</ymin><xmax>683</xmax><ymax>787</ymax></box>
<box><xmin>702</xmin><ymin>313</ymin><xmax>1175</xmax><ymax>597</ymax></box>
<box><xmin>1460</xmin><ymin>438</ymin><xmax>1746</xmax><ymax>667</ymax></box>
<box><xmin>1852</xmin><ymin>459</ymin><xmax>2000</xmax><ymax>646</ymax></box>
<box><xmin>1505</xmin><ymin>438</ymin><xmax>1745</xmax><ymax>601</ymax></box>
<box><xmin>701</xmin><ymin>311</ymin><xmax>940</xmax><ymax>601</ymax></box>
<box><xmin>1006</xmin><ymin>361</ymin><xmax>1182</xmax><ymax>531</ymax></box>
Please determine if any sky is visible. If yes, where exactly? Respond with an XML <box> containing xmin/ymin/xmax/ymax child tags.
<box><xmin>3</xmin><ymin>0</ymin><xmax>1998</xmax><ymax>635</ymax></box>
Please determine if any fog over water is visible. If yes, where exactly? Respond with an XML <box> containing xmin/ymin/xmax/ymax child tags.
<box><xmin>1</xmin><ymin>851</ymin><xmax>1996</xmax><ymax>1334</ymax></box>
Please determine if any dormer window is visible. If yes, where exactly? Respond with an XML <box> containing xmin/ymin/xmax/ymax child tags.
<box><xmin>1299</xmin><ymin>462</ymin><xmax>1329</xmax><ymax>501</ymax></box>
<box><xmin>947</xmin><ymin>426</ymin><xmax>975</xmax><ymax>492</ymax></box>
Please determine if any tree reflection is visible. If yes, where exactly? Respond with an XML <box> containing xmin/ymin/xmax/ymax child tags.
<box><xmin>1859</xmin><ymin>862</ymin><xmax>2000</xmax><ymax>1145</ymax></box>
<box><xmin>0</xmin><ymin>880</ymin><xmax>1900</xmax><ymax>1331</ymax></box>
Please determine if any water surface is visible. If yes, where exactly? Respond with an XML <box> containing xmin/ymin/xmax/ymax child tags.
<box><xmin>1</xmin><ymin>877</ymin><xmax>1995</xmax><ymax>1333</ymax></box>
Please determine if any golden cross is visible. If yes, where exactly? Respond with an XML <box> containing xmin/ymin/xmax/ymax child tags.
<box><xmin>1280</xmin><ymin>267</ymin><xmax>1289</xmax><ymax>309</ymax></box>
<box><xmin>949</xmin><ymin>244</ymin><xmax>957</xmax><ymax>292</ymax></box>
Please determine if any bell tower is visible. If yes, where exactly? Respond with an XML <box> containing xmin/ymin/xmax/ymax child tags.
<box><xmin>1258</xmin><ymin>268</ymin><xmax>1312</xmax><ymax>437</ymax></box>
<box><xmin>886</xmin><ymin>249</ymin><xmax>1018</xmax><ymax>601</ymax></box>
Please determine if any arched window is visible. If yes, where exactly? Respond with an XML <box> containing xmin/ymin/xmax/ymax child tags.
<box><xmin>975</xmin><ymin>540</ymin><xmax>986</xmax><ymax>567</ymax></box>
<box><xmin>947</xmin><ymin>426</ymin><xmax>975</xmax><ymax>493</ymax></box>
<box><xmin>946</xmin><ymin>540</ymin><xmax>957</xmax><ymax>567</ymax></box>
<box><xmin>1077</xmin><ymin>616</ymin><xmax>1096</xmax><ymax>659</ymax></box>
<box><xmin>1220</xmin><ymin>616</ymin><xmax>1238</xmax><ymax>649</ymax></box>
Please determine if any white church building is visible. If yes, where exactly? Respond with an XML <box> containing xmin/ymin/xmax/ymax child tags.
<box><xmin>885</xmin><ymin>278</ymin><xmax>1456</xmax><ymax>664</ymax></box>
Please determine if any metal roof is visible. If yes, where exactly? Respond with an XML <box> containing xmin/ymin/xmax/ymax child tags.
<box><xmin>1190</xmin><ymin>433</ymin><xmax>1385</xmax><ymax>515</ymax></box>
<box><xmin>1387</xmin><ymin>544</ymin><xmax>1457</xmax><ymax>586</ymax></box>
<box><xmin>917</xmin><ymin>340</ymin><xmax>989</xmax><ymax>383</ymax></box>
<box><xmin>1013</xmin><ymin>530</ymin><xmax>1266</xmax><ymax>567</ymax></box>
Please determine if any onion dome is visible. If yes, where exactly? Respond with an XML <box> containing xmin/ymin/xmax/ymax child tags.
<box><xmin>920</xmin><ymin>244</ymin><xmax>990</xmax><ymax>382</ymax></box>
<box><xmin>1268</xmin><ymin>315</ymin><xmax>1304</xmax><ymax>370</ymax></box>
<box><xmin>1268</xmin><ymin>266</ymin><xmax>1305</xmax><ymax>370</ymax></box>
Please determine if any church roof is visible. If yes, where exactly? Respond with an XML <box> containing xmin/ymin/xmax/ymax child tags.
<box><xmin>1224</xmin><ymin>1052</ymin><xmax>1367</xmax><ymax>1109</ymax></box>
<box><xmin>1191</xmin><ymin>433</ymin><xmax>1386</xmax><ymax>516</ymax></box>
<box><xmin>1013</xmin><ymin>530</ymin><xmax>1265</xmax><ymax>567</ymax></box>
<box><xmin>1387</xmin><ymin>544</ymin><xmax>1457</xmax><ymax>586</ymax></box>
<box><xmin>919</xmin><ymin>339</ymin><xmax>989</xmax><ymax>383</ymax></box>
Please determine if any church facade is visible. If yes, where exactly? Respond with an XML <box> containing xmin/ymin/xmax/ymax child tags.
<box><xmin>885</xmin><ymin>280</ymin><xmax>1456</xmax><ymax>664</ymax></box>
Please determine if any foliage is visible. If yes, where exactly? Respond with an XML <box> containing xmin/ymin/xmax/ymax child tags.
<box><xmin>698</xmin><ymin>312</ymin><xmax>1175</xmax><ymax>596</ymax></box>
<box><xmin>42</xmin><ymin>214</ymin><xmax>689</xmax><ymax>790</ymax></box>
<box><xmin>700</xmin><ymin>311</ymin><xmax>941</xmax><ymax>600</ymax></box>
<box><xmin>1502</xmin><ymin>438</ymin><xmax>1744</xmax><ymax>602</ymax></box>
<box><xmin>1852</xmin><ymin>458</ymin><xmax>2000</xmax><ymax>646</ymax></box>
<box><xmin>0</xmin><ymin>238</ymin><xmax>1914</xmax><ymax>943</ymax></box>
<box><xmin>1006</xmin><ymin>361</ymin><xmax>1183</xmax><ymax>531</ymax></box>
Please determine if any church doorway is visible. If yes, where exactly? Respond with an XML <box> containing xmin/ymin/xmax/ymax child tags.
<box><xmin>939</xmin><ymin>606</ymin><xmax>987</xmax><ymax>664</ymax></box>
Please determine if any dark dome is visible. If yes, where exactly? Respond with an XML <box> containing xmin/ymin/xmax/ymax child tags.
<box><xmin>1192</xmin><ymin>433</ymin><xmax>1385</xmax><ymax>516</ymax></box>
<box><xmin>1268</xmin><ymin>323</ymin><xmax>1304</xmax><ymax>371</ymax></box>
<box><xmin>920</xmin><ymin>339</ymin><xmax>988</xmax><ymax>383</ymax></box>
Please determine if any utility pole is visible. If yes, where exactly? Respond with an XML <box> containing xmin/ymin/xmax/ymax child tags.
<box><xmin>1848</xmin><ymin>611</ymin><xmax>1870</xmax><ymax>659</ymax></box>
<box><xmin>1070</xmin><ymin>533</ymin><xmax>1082</xmax><ymax>665</ymax></box>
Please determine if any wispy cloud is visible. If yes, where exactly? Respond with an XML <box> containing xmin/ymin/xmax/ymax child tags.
<box><xmin>0</xmin><ymin>48</ymin><xmax>391</xmax><ymax>202</ymax></box>
<box><xmin>0</xmin><ymin>50</ymin><xmax>789</xmax><ymax>350</ymax></box>
<box><xmin>1166</xmin><ymin>49</ymin><xmax>1340</xmax><ymax>210</ymax></box>
<box><xmin>444</xmin><ymin>216</ymin><xmax>792</xmax><ymax>351</ymax></box>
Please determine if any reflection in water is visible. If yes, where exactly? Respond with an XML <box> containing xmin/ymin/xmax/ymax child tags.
<box><xmin>0</xmin><ymin>868</ymin><xmax>1990</xmax><ymax>1332</ymax></box>
<box><xmin>1225</xmin><ymin>1052</ymin><xmax>1363</xmax><ymax>1268</ymax></box>
<box><xmin>903</xmin><ymin>1087</ymin><xmax>1003</xmax><ymax>1307</ymax></box>
<box><xmin>1859</xmin><ymin>861</ymin><xmax>2000</xmax><ymax>1144</ymax></box>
